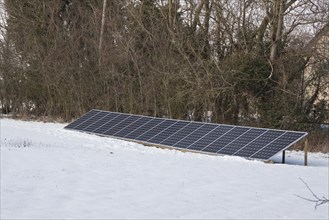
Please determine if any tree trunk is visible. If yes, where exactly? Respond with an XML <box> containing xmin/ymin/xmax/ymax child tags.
<box><xmin>168</xmin><ymin>0</ymin><xmax>173</xmax><ymax>30</ymax></box>
<box><xmin>99</xmin><ymin>0</ymin><xmax>107</xmax><ymax>65</ymax></box>
<box><xmin>270</xmin><ymin>0</ymin><xmax>285</xmax><ymax>64</ymax></box>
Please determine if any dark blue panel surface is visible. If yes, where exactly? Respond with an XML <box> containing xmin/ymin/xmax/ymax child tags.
<box><xmin>160</xmin><ymin>123</ymin><xmax>203</xmax><ymax>147</ymax></box>
<box><xmin>148</xmin><ymin>121</ymin><xmax>190</xmax><ymax>144</ymax></box>
<box><xmin>116</xmin><ymin>117</ymin><xmax>152</xmax><ymax>138</ymax></box>
<box><xmin>202</xmin><ymin>127</ymin><xmax>249</xmax><ymax>153</ymax></box>
<box><xmin>233</xmin><ymin>130</ymin><xmax>284</xmax><ymax>158</ymax></box>
<box><xmin>74</xmin><ymin>111</ymin><xmax>109</xmax><ymax>131</ymax></box>
<box><xmin>217</xmin><ymin>129</ymin><xmax>267</xmax><ymax>155</ymax></box>
<box><xmin>250</xmin><ymin>132</ymin><xmax>306</xmax><ymax>160</ymax></box>
<box><xmin>104</xmin><ymin>115</ymin><xmax>140</xmax><ymax>136</ymax></box>
<box><xmin>92</xmin><ymin>113</ymin><xmax>124</xmax><ymax>134</ymax></box>
<box><xmin>64</xmin><ymin>110</ymin><xmax>100</xmax><ymax>129</ymax></box>
<box><xmin>124</xmin><ymin>118</ymin><xmax>164</xmax><ymax>139</ymax></box>
<box><xmin>83</xmin><ymin>112</ymin><xmax>117</xmax><ymax>132</ymax></box>
<box><xmin>136</xmin><ymin>120</ymin><xmax>176</xmax><ymax>141</ymax></box>
<box><xmin>102</xmin><ymin>114</ymin><xmax>131</xmax><ymax>135</ymax></box>
<box><xmin>188</xmin><ymin>125</ymin><xmax>233</xmax><ymax>151</ymax></box>
<box><xmin>176</xmin><ymin>124</ymin><xmax>218</xmax><ymax>149</ymax></box>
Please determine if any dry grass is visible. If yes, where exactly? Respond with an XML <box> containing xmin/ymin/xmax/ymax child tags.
<box><xmin>1</xmin><ymin>114</ymin><xmax>66</xmax><ymax>123</ymax></box>
<box><xmin>292</xmin><ymin>131</ymin><xmax>329</xmax><ymax>153</ymax></box>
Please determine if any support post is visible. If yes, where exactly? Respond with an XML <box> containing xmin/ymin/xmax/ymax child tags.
<box><xmin>282</xmin><ymin>150</ymin><xmax>285</xmax><ymax>164</ymax></box>
<box><xmin>304</xmin><ymin>138</ymin><xmax>308</xmax><ymax>166</ymax></box>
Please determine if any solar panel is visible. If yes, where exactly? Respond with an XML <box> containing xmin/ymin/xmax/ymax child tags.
<box><xmin>148</xmin><ymin>121</ymin><xmax>190</xmax><ymax>144</ymax></box>
<box><xmin>74</xmin><ymin>111</ymin><xmax>108</xmax><ymax>131</ymax></box>
<box><xmin>125</xmin><ymin>118</ymin><xmax>164</xmax><ymax>139</ymax></box>
<box><xmin>218</xmin><ymin>128</ymin><xmax>267</xmax><ymax>155</ymax></box>
<box><xmin>136</xmin><ymin>119</ymin><xmax>177</xmax><ymax>141</ymax></box>
<box><xmin>233</xmin><ymin>130</ymin><xmax>284</xmax><ymax>158</ymax></box>
<box><xmin>94</xmin><ymin>114</ymin><xmax>126</xmax><ymax>134</ymax></box>
<box><xmin>64</xmin><ymin>109</ymin><xmax>308</xmax><ymax>161</ymax></box>
<box><xmin>161</xmin><ymin>122</ymin><xmax>203</xmax><ymax>147</ymax></box>
<box><xmin>188</xmin><ymin>125</ymin><xmax>233</xmax><ymax>151</ymax></box>
<box><xmin>175</xmin><ymin>124</ymin><xmax>217</xmax><ymax>149</ymax></box>
<box><xmin>65</xmin><ymin>109</ymin><xmax>100</xmax><ymax>129</ymax></box>
<box><xmin>202</xmin><ymin>127</ymin><xmax>249</xmax><ymax>153</ymax></box>
<box><xmin>116</xmin><ymin>117</ymin><xmax>151</xmax><ymax>138</ymax></box>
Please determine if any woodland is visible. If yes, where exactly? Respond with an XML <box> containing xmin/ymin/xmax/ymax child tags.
<box><xmin>0</xmin><ymin>0</ymin><xmax>328</xmax><ymax>145</ymax></box>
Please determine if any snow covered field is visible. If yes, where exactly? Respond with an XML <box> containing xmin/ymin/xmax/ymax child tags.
<box><xmin>1</xmin><ymin>118</ymin><xmax>328</xmax><ymax>219</ymax></box>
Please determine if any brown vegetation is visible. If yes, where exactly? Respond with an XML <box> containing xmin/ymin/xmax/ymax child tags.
<box><xmin>0</xmin><ymin>0</ymin><xmax>328</xmax><ymax>139</ymax></box>
<box><xmin>292</xmin><ymin>131</ymin><xmax>329</xmax><ymax>153</ymax></box>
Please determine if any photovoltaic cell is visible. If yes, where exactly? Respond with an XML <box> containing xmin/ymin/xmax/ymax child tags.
<box><xmin>111</xmin><ymin>115</ymin><xmax>141</xmax><ymax>136</ymax></box>
<box><xmin>65</xmin><ymin>110</ymin><xmax>100</xmax><ymax>129</ymax></box>
<box><xmin>161</xmin><ymin>122</ymin><xmax>203</xmax><ymax>147</ymax></box>
<box><xmin>74</xmin><ymin>111</ymin><xmax>107</xmax><ymax>131</ymax></box>
<box><xmin>176</xmin><ymin>124</ymin><xmax>217</xmax><ymax>149</ymax></box>
<box><xmin>148</xmin><ymin>121</ymin><xmax>190</xmax><ymax>144</ymax></box>
<box><xmin>103</xmin><ymin>114</ymin><xmax>131</xmax><ymax>135</ymax></box>
<box><xmin>83</xmin><ymin>112</ymin><xmax>115</xmax><ymax>132</ymax></box>
<box><xmin>136</xmin><ymin>120</ymin><xmax>177</xmax><ymax>141</ymax></box>
<box><xmin>218</xmin><ymin>128</ymin><xmax>267</xmax><ymax>155</ymax></box>
<box><xmin>92</xmin><ymin>113</ymin><xmax>122</xmax><ymax>134</ymax></box>
<box><xmin>202</xmin><ymin>127</ymin><xmax>249</xmax><ymax>153</ymax></box>
<box><xmin>251</xmin><ymin>132</ymin><xmax>306</xmax><ymax>160</ymax></box>
<box><xmin>125</xmin><ymin>118</ymin><xmax>164</xmax><ymax>139</ymax></box>
<box><xmin>104</xmin><ymin>115</ymin><xmax>140</xmax><ymax>136</ymax></box>
<box><xmin>65</xmin><ymin>109</ymin><xmax>308</xmax><ymax>161</ymax></box>
<box><xmin>187</xmin><ymin>125</ymin><xmax>233</xmax><ymax>151</ymax></box>
<box><xmin>116</xmin><ymin>117</ymin><xmax>152</xmax><ymax>138</ymax></box>
<box><xmin>233</xmin><ymin>130</ymin><xmax>284</xmax><ymax>158</ymax></box>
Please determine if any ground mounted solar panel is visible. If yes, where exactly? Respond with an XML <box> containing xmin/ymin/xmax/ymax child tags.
<box><xmin>64</xmin><ymin>109</ymin><xmax>308</xmax><ymax>161</ymax></box>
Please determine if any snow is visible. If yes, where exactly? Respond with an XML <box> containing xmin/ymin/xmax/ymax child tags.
<box><xmin>1</xmin><ymin>118</ymin><xmax>328</xmax><ymax>219</ymax></box>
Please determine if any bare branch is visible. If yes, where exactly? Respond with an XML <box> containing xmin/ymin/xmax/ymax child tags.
<box><xmin>294</xmin><ymin>178</ymin><xmax>329</xmax><ymax>210</ymax></box>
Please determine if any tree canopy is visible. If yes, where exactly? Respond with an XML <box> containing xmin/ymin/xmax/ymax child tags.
<box><xmin>0</xmin><ymin>0</ymin><xmax>328</xmax><ymax>130</ymax></box>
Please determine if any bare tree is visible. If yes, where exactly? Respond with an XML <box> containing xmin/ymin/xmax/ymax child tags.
<box><xmin>0</xmin><ymin>0</ymin><xmax>328</xmax><ymax>129</ymax></box>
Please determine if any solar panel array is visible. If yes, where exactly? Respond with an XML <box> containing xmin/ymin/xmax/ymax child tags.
<box><xmin>64</xmin><ymin>109</ymin><xmax>308</xmax><ymax>160</ymax></box>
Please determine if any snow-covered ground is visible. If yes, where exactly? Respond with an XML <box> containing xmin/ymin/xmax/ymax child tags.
<box><xmin>1</xmin><ymin>118</ymin><xmax>328</xmax><ymax>219</ymax></box>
